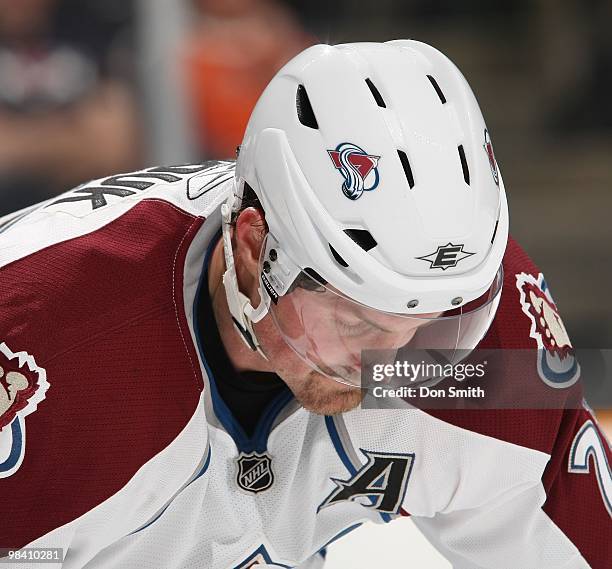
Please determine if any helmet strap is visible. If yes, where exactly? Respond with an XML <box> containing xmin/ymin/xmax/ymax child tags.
<box><xmin>220</xmin><ymin>198</ymin><xmax>270</xmax><ymax>360</ymax></box>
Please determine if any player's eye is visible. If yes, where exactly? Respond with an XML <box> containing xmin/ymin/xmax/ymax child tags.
<box><xmin>335</xmin><ymin>317</ymin><xmax>388</xmax><ymax>337</ymax></box>
<box><xmin>336</xmin><ymin>319</ymin><xmax>371</xmax><ymax>337</ymax></box>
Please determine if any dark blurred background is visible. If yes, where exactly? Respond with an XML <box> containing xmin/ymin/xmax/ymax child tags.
<box><xmin>0</xmin><ymin>0</ymin><xmax>610</xmax><ymax>348</ymax></box>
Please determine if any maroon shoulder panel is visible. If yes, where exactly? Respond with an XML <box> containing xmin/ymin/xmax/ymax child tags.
<box><xmin>0</xmin><ymin>200</ymin><xmax>205</xmax><ymax>548</ymax></box>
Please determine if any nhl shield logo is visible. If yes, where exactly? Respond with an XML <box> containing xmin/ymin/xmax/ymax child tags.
<box><xmin>236</xmin><ymin>452</ymin><xmax>274</xmax><ymax>494</ymax></box>
<box><xmin>328</xmin><ymin>142</ymin><xmax>380</xmax><ymax>200</ymax></box>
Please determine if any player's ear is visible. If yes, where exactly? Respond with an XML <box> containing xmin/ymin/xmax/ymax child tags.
<box><xmin>234</xmin><ymin>207</ymin><xmax>267</xmax><ymax>278</ymax></box>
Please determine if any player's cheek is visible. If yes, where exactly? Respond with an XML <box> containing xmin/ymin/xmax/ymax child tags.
<box><xmin>254</xmin><ymin>313</ymin><xmax>302</xmax><ymax>368</ymax></box>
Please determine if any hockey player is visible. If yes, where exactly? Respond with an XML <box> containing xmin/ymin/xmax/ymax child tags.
<box><xmin>0</xmin><ymin>41</ymin><xmax>610</xmax><ymax>568</ymax></box>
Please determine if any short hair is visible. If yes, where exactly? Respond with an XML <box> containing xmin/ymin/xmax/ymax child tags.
<box><xmin>232</xmin><ymin>181</ymin><xmax>325</xmax><ymax>291</ymax></box>
<box><xmin>232</xmin><ymin>181</ymin><xmax>268</xmax><ymax>231</ymax></box>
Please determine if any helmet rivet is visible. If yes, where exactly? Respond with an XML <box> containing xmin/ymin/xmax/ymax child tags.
<box><xmin>263</xmin><ymin>261</ymin><xmax>271</xmax><ymax>274</ymax></box>
<box><xmin>269</xmin><ymin>248</ymin><xmax>277</xmax><ymax>261</ymax></box>
<box><xmin>451</xmin><ymin>296</ymin><xmax>463</xmax><ymax>306</ymax></box>
<box><xmin>407</xmin><ymin>299</ymin><xmax>419</xmax><ymax>309</ymax></box>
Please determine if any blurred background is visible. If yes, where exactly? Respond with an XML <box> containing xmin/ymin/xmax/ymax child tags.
<box><xmin>0</xmin><ymin>0</ymin><xmax>610</xmax><ymax>348</ymax></box>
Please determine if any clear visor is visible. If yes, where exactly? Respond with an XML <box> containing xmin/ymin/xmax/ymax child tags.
<box><xmin>260</xmin><ymin>241</ymin><xmax>503</xmax><ymax>388</ymax></box>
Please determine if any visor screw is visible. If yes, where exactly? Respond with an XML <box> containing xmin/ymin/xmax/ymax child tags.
<box><xmin>407</xmin><ymin>299</ymin><xmax>419</xmax><ymax>308</ymax></box>
<box><xmin>263</xmin><ymin>261</ymin><xmax>271</xmax><ymax>274</ymax></box>
<box><xmin>451</xmin><ymin>296</ymin><xmax>463</xmax><ymax>306</ymax></box>
<box><xmin>269</xmin><ymin>248</ymin><xmax>277</xmax><ymax>261</ymax></box>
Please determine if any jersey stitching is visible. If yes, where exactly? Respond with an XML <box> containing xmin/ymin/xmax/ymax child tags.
<box><xmin>172</xmin><ymin>216</ymin><xmax>205</xmax><ymax>391</ymax></box>
<box><xmin>44</xmin><ymin>303</ymin><xmax>173</xmax><ymax>365</ymax></box>
<box><xmin>144</xmin><ymin>197</ymin><xmax>196</xmax><ymax>218</ymax></box>
<box><xmin>37</xmin><ymin>198</ymin><xmax>200</xmax><ymax>366</ymax></box>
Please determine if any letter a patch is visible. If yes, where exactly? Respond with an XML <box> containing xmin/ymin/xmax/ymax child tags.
<box><xmin>319</xmin><ymin>449</ymin><xmax>414</xmax><ymax>514</ymax></box>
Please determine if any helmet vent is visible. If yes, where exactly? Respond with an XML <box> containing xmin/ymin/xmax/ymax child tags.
<box><xmin>304</xmin><ymin>267</ymin><xmax>327</xmax><ymax>286</ymax></box>
<box><xmin>329</xmin><ymin>244</ymin><xmax>349</xmax><ymax>267</ymax></box>
<box><xmin>427</xmin><ymin>75</ymin><xmax>446</xmax><ymax>104</ymax></box>
<box><xmin>296</xmin><ymin>84</ymin><xmax>319</xmax><ymax>129</ymax></box>
<box><xmin>365</xmin><ymin>78</ymin><xmax>386</xmax><ymax>108</ymax></box>
<box><xmin>397</xmin><ymin>150</ymin><xmax>415</xmax><ymax>188</ymax></box>
<box><xmin>491</xmin><ymin>219</ymin><xmax>499</xmax><ymax>243</ymax></box>
<box><xmin>458</xmin><ymin>145</ymin><xmax>470</xmax><ymax>185</ymax></box>
<box><xmin>344</xmin><ymin>228</ymin><xmax>377</xmax><ymax>252</ymax></box>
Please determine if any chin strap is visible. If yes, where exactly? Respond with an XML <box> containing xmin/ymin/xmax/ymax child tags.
<box><xmin>221</xmin><ymin>195</ymin><xmax>270</xmax><ymax>360</ymax></box>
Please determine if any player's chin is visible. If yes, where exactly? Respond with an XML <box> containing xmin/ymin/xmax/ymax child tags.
<box><xmin>294</xmin><ymin>371</ymin><xmax>364</xmax><ymax>415</ymax></box>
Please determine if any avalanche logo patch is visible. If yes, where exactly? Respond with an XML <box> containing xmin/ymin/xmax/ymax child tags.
<box><xmin>328</xmin><ymin>142</ymin><xmax>380</xmax><ymax>200</ymax></box>
<box><xmin>0</xmin><ymin>343</ymin><xmax>49</xmax><ymax>478</ymax></box>
<box><xmin>516</xmin><ymin>273</ymin><xmax>580</xmax><ymax>388</ymax></box>
<box><xmin>483</xmin><ymin>129</ymin><xmax>499</xmax><ymax>186</ymax></box>
<box><xmin>236</xmin><ymin>451</ymin><xmax>274</xmax><ymax>494</ymax></box>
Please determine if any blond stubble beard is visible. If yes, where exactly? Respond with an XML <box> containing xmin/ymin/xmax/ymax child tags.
<box><xmin>283</xmin><ymin>370</ymin><xmax>364</xmax><ymax>415</ymax></box>
<box><xmin>252</xmin><ymin>314</ymin><xmax>364</xmax><ymax>415</ymax></box>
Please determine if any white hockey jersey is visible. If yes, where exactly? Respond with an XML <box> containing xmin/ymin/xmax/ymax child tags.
<box><xmin>0</xmin><ymin>163</ymin><xmax>610</xmax><ymax>568</ymax></box>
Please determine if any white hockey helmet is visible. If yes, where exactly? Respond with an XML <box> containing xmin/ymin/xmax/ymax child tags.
<box><xmin>222</xmin><ymin>40</ymin><xmax>508</xmax><ymax>387</ymax></box>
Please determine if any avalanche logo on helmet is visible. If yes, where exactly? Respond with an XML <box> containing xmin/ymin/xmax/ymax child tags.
<box><xmin>0</xmin><ymin>343</ymin><xmax>49</xmax><ymax>478</ymax></box>
<box><xmin>516</xmin><ymin>273</ymin><xmax>580</xmax><ymax>388</ymax></box>
<box><xmin>327</xmin><ymin>142</ymin><xmax>380</xmax><ymax>200</ymax></box>
<box><xmin>483</xmin><ymin>129</ymin><xmax>499</xmax><ymax>186</ymax></box>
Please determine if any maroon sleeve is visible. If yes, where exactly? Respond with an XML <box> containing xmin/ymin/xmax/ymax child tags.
<box><xmin>539</xmin><ymin>405</ymin><xmax>612</xmax><ymax>568</ymax></box>
<box><xmin>493</xmin><ymin>238</ymin><xmax>611</xmax><ymax>566</ymax></box>
<box><xmin>0</xmin><ymin>200</ymin><xmax>204</xmax><ymax>548</ymax></box>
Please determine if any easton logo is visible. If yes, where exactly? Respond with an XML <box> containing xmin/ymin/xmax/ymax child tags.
<box><xmin>236</xmin><ymin>452</ymin><xmax>274</xmax><ymax>494</ymax></box>
<box><xmin>483</xmin><ymin>129</ymin><xmax>499</xmax><ymax>186</ymax></box>
<box><xmin>416</xmin><ymin>243</ymin><xmax>475</xmax><ymax>270</ymax></box>
<box><xmin>328</xmin><ymin>142</ymin><xmax>380</xmax><ymax>200</ymax></box>
<box><xmin>0</xmin><ymin>343</ymin><xmax>49</xmax><ymax>478</ymax></box>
